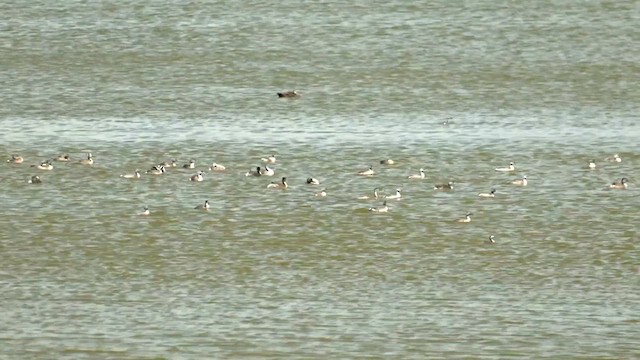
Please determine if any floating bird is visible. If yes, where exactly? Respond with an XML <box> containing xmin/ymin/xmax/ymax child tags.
<box><xmin>54</xmin><ymin>154</ymin><xmax>70</xmax><ymax>162</ymax></box>
<box><xmin>138</xmin><ymin>206</ymin><xmax>150</xmax><ymax>216</ymax></box>
<box><xmin>32</xmin><ymin>161</ymin><xmax>53</xmax><ymax>171</ymax></box>
<box><xmin>261</xmin><ymin>165</ymin><xmax>275</xmax><ymax>176</ymax></box>
<box><xmin>358</xmin><ymin>187</ymin><xmax>380</xmax><ymax>200</ymax></box>
<box><xmin>380</xmin><ymin>159</ymin><xmax>395</xmax><ymax>165</ymax></box>
<box><xmin>609</xmin><ymin>178</ymin><xmax>629</xmax><ymax>190</ymax></box>
<box><xmin>7</xmin><ymin>154</ymin><xmax>24</xmax><ymax>164</ymax></box>
<box><xmin>277</xmin><ymin>90</ymin><xmax>299</xmax><ymax>98</ymax></box>
<box><xmin>486</xmin><ymin>235</ymin><xmax>496</xmax><ymax>244</ymax></box>
<box><xmin>209</xmin><ymin>163</ymin><xmax>226</xmax><ymax>171</ymax></box>
<box><xmin>160</xmin><ymin>159</ymin><xmax>177</xmax><ymax>167</ymax></box>
<box><xmin>194</xmin><ymin>200</ymin><xmax>210</xmax><ymax>210</ymax></box>
<box><xmin>588</xmin><ymin>160</ymin><xmax>596</xmax><ymax>169</ymax></box>
<box><xmin>606</xmin><ymin>154</ymin><xmax>622</xmax><ymax>163</ymax></box>
<box><xmin>368</xmin><ymin>200</ymin><xmax>389</xmax><ymax>213</ymax></box>
<box><xmin>512</xmin><ymin>176</ymin><xmax>528</xmax><ymax>186</ymax></box>
<box><xmin>245</xmin><ymin>166</ymin><xmax>262</xmax><ymax>177</ymax></box>
<box><xmin>315</xmin><ymin>189</ymin><xmax>327</xmax><ymax>197</ymax></box>
<box><xmin>183</xmin><ymin>159</ymin><xmax>196</xmax><ymax>169</ymax></box>
<box><xmin>385</xmin><ymin>189</ymin><xmax>402</xmax><ymax>200</ymax></box>
<box><xmin>79</xmin><ymin>153</ymin><xmax>94</xmax><ymax>165</ymax></box>
<box><xmin>261</xmin><ymin>155</ymin><xmax>277</xmax><ymax>163</ymax></box>
<box><xmin>495</xmin><ymin>162</ymin><xmax>515</xmax><ymax>172</ymax></box>
<box><xmin>434</xmin><ymin>181</ymin><xmax>454</xmax><ymax>190</ymax></box>
<box><xmin>457</xmin><ymin>212</ymin><xmax>472</xmax><ymax>223</ymax></box>
<box><xmin>120</xmin><ymin>170</ymin><xmax>141</xmax><ymax>179</ymax></box>
<box><xmin>28</xmin><ymin>175</ymin><xmax>42</xmax><ymax>184</ymax></box>
<box><xmin>306</xmin><ymin>177</ymin><xmax>320</xmax><ymax>185</ymax></box>
<box><xmin>189</xmin><ymin>171</ymin><xmax>204</xmax><ymax>182</ymax></box>
<box><xmin>357</xmin><ymin>166</ymin><xmax>375</xmax><ymax>176</ymax></box>
<box><xmin>478</xmin><ymin>188</ymin><xmax>496</xmax><ymax>198</ymax></box>
<box><xmin>267</xmin><ymin>177</ymin><xmax>288</xmax><ymax>189</ymax></box>
<box><xmin>408</xmin><ymin>168</ymin><xmax>426</xmax><ymax>179</ymax></box>
<box><xmin>146</xmin><ymin>165</ymin><xmax>166</xmax><ymax>175</ymax></box>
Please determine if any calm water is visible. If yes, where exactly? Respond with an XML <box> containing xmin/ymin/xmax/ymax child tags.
<box><xmin>1</xmin><ymin>1</ymin><xmax>639</xmax><ymax>358</ymax></box>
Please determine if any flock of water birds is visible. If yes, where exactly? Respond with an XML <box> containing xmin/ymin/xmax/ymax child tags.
<box><xmin>5</xmin><ymin>91</ymin><xmax>631</xmax><ymax>245</ymax></box>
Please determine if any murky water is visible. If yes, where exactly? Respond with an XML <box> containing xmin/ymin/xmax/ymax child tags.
<box><xmin>1</xmin><ymin>1</ymin><xmax>639</xmax><ymax>358</ymax></box>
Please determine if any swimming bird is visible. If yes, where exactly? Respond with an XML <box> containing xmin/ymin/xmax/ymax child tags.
<box><xmin>183</xmin><ymin>159</ymin><xmax>196</xmax><ymax>169</ymax></box>
<box><xmin>261</xmin><ymin>165</ymin><xmax>275</xmax><ymax>176</ymax></box>
<box><xmin>138</xmin><ymin>206</ymin><xmax>150</xmax><ymax>216</ymax></box>
<box><xmin>606</xmin><ymin>154</ymin><xmax>622</xmax><ymax>163</ymax></box>
<box><xmin>434</xmin><ymin>182</ymin><xmax>454</xmax><ymax>190</ymax></box>
<box><xmin>408</xmin><ymin>168</ymin><xmax>426</xmax><ymax>179</ymax></box>
<box><xmin>315</xmin><ymin>189</ymin><xmax>327</xmax><ymax>197</ymax></box>
<box><xmin>189</xmin><ymin>171</ymin><xmax>204</xmax><ymax>182</ymax></box>
<box><xmin>457</xmin><ymin>212</ymin><xmax>472</xmax><ymax>223</ymax></box>
<box><xmin>79</xmin><ymin>153</ymin><xmax>94</xmax><ymax>165</ymax></box>
<box><xmin>306</xmin><ymin>177</ymin><xmax>320</xmax><ymax>185</ymax></box>
<box><xmin>609</xmin><ymin>178</ymin><xmax>629</xmax><ymax>190</ymax></box>
<box><xmin>486</xmin><ymin>235</ymin><xmax>496</xmax><ymax>244</ymax></box>
<box><xmin>368</xmin><ymin>200</ymin><xmax>389</xmax><ymax>213</ymax></box>
<box><xmin>277</xmin><ymin>90</ymin><xmax>299</xmax><ymax>98</ymax></box>
<box><xmin>160</xmin><ymin>159</ymin><xmax>177</xmax><ymax>167</ymax></box>
<box><xmin>478</xmin><ymin>188</ymin><xmax>496</xmax><ymax>198</ymax></box>
<box><xmin>28</xmin><ymin>175</ymin><xmax>42</xmax><ymax>184</ymax></box>
<box><xmin>54</xmin><ymin>154</ymin><xmax>70</xmax><ymax>162</ymax></box>
<box><xmin>194</xmin><ymin>200</ymin><xmax>210</xmax><ymax>210</ymax></box>
<box><xmin>261</xmin><ymin>155</ymin><xmax>277</xmax><ymax>163</ymax></box>
<box><xmin>512</xmin><ymin>175</ymin><xmax>528</xmax><ymax>186</ymax></box>
<box><xmin>385</xmin><ymin>189</ymin><xmax>402</xmax><ymax>200</ymax></box>
<box><xmin>146</xmin><ymin>165</ymin><xmax>166</xmax><ymax>175</ymax></box>
<box><xmin>209</xmin><ymin>163</ymin><xmax>226</xmax><ymax>171</ymax></box>
<box><xmin>358</xmin><ymin>187</ymin><xmax>380</xmax><ymax>200</ymax></box>
<box><xmin>495</xmin><ymin>162</ymin><xmax>515</xmax><ymax>172</ymax></box>
<box><xmin>380</xmin><ymin>159</ymin><xmax>395</xmax><ymax>165</ymax></box>
<box><xmin>267</xmin><ymin>177</ymin><xmax>288</xmax><ymax>189</ymax></box>
<box><xmin>120</xmin><ymin>170</ymin><xmax>141</xmax><ymax>179</ymax></box>
<box><xmin>245</xmin><ymin>166</ymin><xmax>262</xmax><ymax>177</ymax></box>
<box><xmin>7</xmin><ymin>154</ymin><xmax>24</xmax><ymax>164</ymax></box>
<box><xmin>358</xmin><ymin>166</ymin><xmax>375</xmax><ymax>176</ymax></box>
<box><xmin>588</xmin><ymin>160</ymin><xmax>596</xmax><ymax>169</ymax></box>
<box><xmin>32</xmin><ymin>161</ymin><xmax>53</xmax><ymax>170</ymax></box>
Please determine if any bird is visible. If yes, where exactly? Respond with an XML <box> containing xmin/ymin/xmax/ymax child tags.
<box><xmin>79</xmin><ymin>153</ymin><xmax>94</xmax><ymax>165</ymax></box>
<box><xmin>138</xmin><ymin>206</ymin><xmax>150</xmax><ymax>216</ymax></box>
<box><xmin>7</xmin><ymin>154</ymin><xmax>24</xmax><ymax>164</ymax></box>
<box><xmin>54</xmin><ymin>154</ymin><xmax>70</xmax><ymax>162</ymax></box>
<box><xmin>260</xmin><ymin>165</ymin><xmax>275</xmax><ymax>176</ymax></box>
<box><xmin>457</xmin><ymin>212</ymin><xmax>472</xmax><ymax>223</ymax></box>
<box><xmin>486</xmin><ymin>235</ymin><xmax>496</xmax><ymax>244</ymax></box>
<box><xmin>267</xmin><ymin>177</ymin><xmax>288</xmax><ymax>189</ymax></box>
<box><xmin>120</xmin><ymin>170</ymin><xmax>141</xmax><ymax>179</ymax></box>
<box><xmin>209</xmin><ymin>163</ymin><xmax>226</xmax><ymax>171</ymax></box>
<box><xmin>606</xmin><ymin>154</ymin><xmax>622</xmax><ymax>163</ymax></box>
<box><xmin>245</xmin><ymin>166</ymin><xmax>262</xmax><ymax>177</ymax></box>
<box><xmin>277</xmin><ymin>90</ymin><xmax>299</xmax><ymax>98</ymax></box>
<box><xmin>28</xmin><ymin>175</ymin><xmax>42</xmax><ymax>184</ymax></box>
<box><xmin>33</xmin><ymin>161</ymin><xmax>53</xmax><ymax>170</ymax></box>
<box><xmin>408</xmin><ymin>168</ymin><xmax>426</xmax><ymax>179</ymax></box>
<box><xmin>357</xmin><ymin>166</ymin><xmax>375</xmax><ymax>176</ymax></box>
<box><xmin>512</xmin><ymin>176</ymin><xmax>528</xmax><ymax>186</ymax></box>
<box><xmin>146</xmin><ymin>165</ymin><xmax>166</xmax><ymax>175</ymax></box>
<box><xmin>434</xmin><ymin>182</ymin><xmax>454</xmax><ymax>190</ymax></box>
<box><xmin>189</xmin><ymin>171</ymin><xmax>204</xmax><ymax>182</ymax></box>
<box><xmin>315</xmin><ymin>189</ymin><xmax>327</xmax><ymax>197</ymax></box>
<box><xmin>495</xmin><ymin>162</ymin><xmax>515</xmax><ymax>172</ymax></box>
<box><xmin>160</xmin><ymin>159</ymin><xmax>177</xmax><ymax>167</ymax></box>
<box><xmin>385</xmin><ymin>189</ymin><xmax>402</xmax><ymax>200</ymax></box>
<box><xmin>368</xmin><ymin>201</ymin><xmax>389</xmax><ymax>213</ymax></box>
<box><xmin>588</xmin><ymin>160</ymin><xmax>596</xmax><ymax>169</ymax></box>
<box><xmin>358</xmin><ymin>188</ymin><xmax>380</xmax><ymax>200</ymax></box>
<box><xmin>194</xmin><ymin>200</ymin><xmax>210</xmax><ymax>210</ymax></box>
<box><xmin>609</xmin><ymin>178</ymin><xmax>629</xmax><ymax>190</ymax></box>
<box><xmin>183</xmin><ymin>159</ymin><xmax>196</xmax><ymax>169</ymax></box>
<box><xmin>478</xmin><ymin>188</ymin><xmax>496</xmax><ymax>198</ymax></box>
<box><xmin>306</xmin><ymin>177</ymin><xmax>320</xmax><ymax>185</ymax></box>
<box><xmin>261</xmin><ymin>155</ymin><xmax>277</xmax><ymax>163</ymax></box>
<box><xmin>380</xmin><ymin>159</ymin><xmax>395</xmax><ymax>165</ymax></box>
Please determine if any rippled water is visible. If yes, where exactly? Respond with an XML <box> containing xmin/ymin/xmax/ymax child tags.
<box><xmin>1</xmin><ymin>0</ymin><xmax>639</xmax><ymax>358</ymax></box>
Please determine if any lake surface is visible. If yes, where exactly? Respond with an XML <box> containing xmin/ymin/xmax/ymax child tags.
<box><xmin>1</xmin><ymin>0</ymin><xmax>639</xmax><ymax>358</ymax></box>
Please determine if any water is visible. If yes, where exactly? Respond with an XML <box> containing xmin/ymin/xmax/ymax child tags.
<box><xmin>1</xmin><ymin>1</ymin><xmax>639</xmax><ymax>358</ymax></box>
